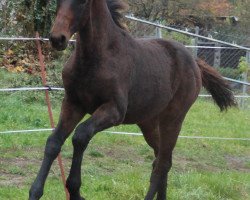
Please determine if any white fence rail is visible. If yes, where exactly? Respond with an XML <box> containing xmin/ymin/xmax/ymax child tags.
<box><xmin>0</xmin><ymin>128</ymin><xmax>249</xmax><ymax>141</ymax></box>
<box><xmin>125</xmin><ymin>15</ymin><xmax>250</xmax><ymax>51</ymax></box>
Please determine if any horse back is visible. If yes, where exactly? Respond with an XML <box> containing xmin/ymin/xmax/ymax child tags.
<box><xmin>123</xmin><ymin>38</ymin><xmax>201</xmax><ymax>123</ymax></box>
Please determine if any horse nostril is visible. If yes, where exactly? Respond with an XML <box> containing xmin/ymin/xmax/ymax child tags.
<box><xmin>49</xmin><ymin>35</ymin><xmax>57</xmax><ymax>44</ymax></box>
<box><xmin>49</xmin><ymin>34</ymin><xmax>68</xmax><ymax>50</ymax></box>
<box><xmin>50</xmin><ymin>34</ymin><xmax>66</xmax><ymax>45</ymax></box>
<box><xmin>60</xmin><ymin>35</ymin><xmax>66</xmax><ymax>44</ymax></box>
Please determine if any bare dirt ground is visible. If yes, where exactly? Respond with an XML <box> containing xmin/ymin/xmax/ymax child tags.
<box><xmin>1</xmin><ymin>146</ymin><xmax>249</xmax><ymax>187</ymax></box>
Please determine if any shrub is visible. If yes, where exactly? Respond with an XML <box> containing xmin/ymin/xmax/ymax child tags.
<box><xmin>217</xmin><ymin>67</ymin><xmax>242</xmax><ymax>79</ymax></box>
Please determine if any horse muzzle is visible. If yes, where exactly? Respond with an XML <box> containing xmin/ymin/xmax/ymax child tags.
<box><xmin>49</xmin><ymin>33</ymin><xmax>68</xmax><ymax>51</ymax></box>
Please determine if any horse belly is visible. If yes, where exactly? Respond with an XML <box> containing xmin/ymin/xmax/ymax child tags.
<box><xmin>124</xmin><ymin>98</ymin><xmax>172</xmax><ymax>124</ymax></box>
<box><xmin>124</xmin><ymin>79</ymin><xmax>173</xmax><ymax>124</ymax></box>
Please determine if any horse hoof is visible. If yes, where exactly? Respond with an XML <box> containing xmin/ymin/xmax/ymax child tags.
<box><xmin>71</xmin><ymin>196</ymin><xmax>85</xmax><ymax>200</ymax></box>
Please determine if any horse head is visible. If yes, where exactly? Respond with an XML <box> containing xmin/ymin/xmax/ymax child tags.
<box><xmin>50</xmin><ymin>0</ymin><xmax>92</xmax><ymax>51</ymax></box>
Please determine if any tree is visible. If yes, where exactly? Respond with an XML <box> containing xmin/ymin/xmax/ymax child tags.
<box><xmin>127</xmin><ymin>0</ymin><xmax>168</xmax><ymax>20</ymax></box>
<box><xmin>231</xmin><ymin>0</ymin><xmax>250</xmax><ymax>44</ymax></box>
<box><xmin>127</xmin><ymin>0</ymin><xmax>233</xmax><ymax>26</ymax></box>
<box><xmin>0</xmin><ymin>0</ymin><xmax>56</xmax><ymax>37</ymax></box>
<box><xmin>34</xmin><ymin>0</ymin><xmax>56</xmax><ymax>36</ymax></box>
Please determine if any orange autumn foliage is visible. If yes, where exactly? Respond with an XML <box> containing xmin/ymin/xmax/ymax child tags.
<box><xmin>198</xmin><ymin>0</ymin><xmax>232</xmax><ymax>16</ymax></box>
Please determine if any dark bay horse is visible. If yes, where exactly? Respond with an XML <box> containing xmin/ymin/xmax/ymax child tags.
<box><xmin>29</xmin><ymin>0</ymin><xmax>236</xmax><ymax>199</ymax></box>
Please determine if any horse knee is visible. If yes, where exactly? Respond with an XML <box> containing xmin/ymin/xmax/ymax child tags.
<box><xmin>153</xmin><ymin>156</ymin><xmax>172</xmax><ymax>172</ymax></box>
<box><xmin>72</xmin><ymin>128</ymin><xmax>92</xmax><ymax>150</ymax></box>
<box><xmin>152</xmin><ymin>159</ymin><xmax>171</xmax><ymax>172</ymax></box>
<box><xmin>165</xmin><ymin>159</ymin><xmax>172</xmax><ymax>172</ymax></box>
<box><xmin>44</xmin><ymin>135</ymin><xmax>62</xmax><ymax>159</ymax></box>
<box><xmin>150</xmin><ymin>159</ymin><xmax>172</xmax><ymax>184</ymax></box>
<box><xmin>159</xmin><ymin>160</ymin><xmax>172</xmax><ymax>174</ymax></box>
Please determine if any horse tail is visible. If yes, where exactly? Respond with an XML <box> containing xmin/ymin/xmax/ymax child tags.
<box><xmin>196</xmin><ymin>58</ymin><xmax>237</xmax><ymax>111</ymax></box>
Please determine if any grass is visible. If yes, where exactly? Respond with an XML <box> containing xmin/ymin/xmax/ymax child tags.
<box><xmin>0</xmin><ymin>69</ymin><xmax>249</xmax><ymax>200</ymax></box>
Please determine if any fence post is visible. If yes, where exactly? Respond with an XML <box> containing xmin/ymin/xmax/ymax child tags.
<box><xmin>155</xmin><ymin>21</ymin><xmax>162</xmax><ymax>38</ymax></box>
<box><xmin>191</xmin><ymin>26</ymin><xmax>199</xmax><ymax>58</ymax></box>
<box><xmin>213</xmin><ymin>42</ymin><xmax>221</xmax><ymax>68</ymax></box>
<box><xmin>241</xmin><ymin>51</ymin><xmax>250</xmax><ymax>108</ymax></box>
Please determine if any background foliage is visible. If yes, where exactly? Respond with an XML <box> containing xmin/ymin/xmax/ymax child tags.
<box><xmin>0</xmin><ymin>0</ymin><xmax>56</xmax><ymax>37</ymax></box>
<box><xmin>0</xmin><ymin>0</ymin><xmax>249</xmax><ymax>85</ymax></box>
<box><xmin>0</xmin><ymin>0</ymin><xmax>250</xmax><ymax>43</ymax></box>
<box><xmin>0</xmin><ymin>2</ymin><xmax>249</xmax><ymax>198</ymax></box>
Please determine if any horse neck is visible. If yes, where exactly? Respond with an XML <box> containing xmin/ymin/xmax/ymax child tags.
<box><xmin>77</xmin><ymin>0</ymin><xmax>118</xmax><ymax>56</ymax></box>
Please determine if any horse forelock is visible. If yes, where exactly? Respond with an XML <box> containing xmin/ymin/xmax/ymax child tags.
<box><xmin>106</xmin><ymin>0</ymin><xmax>128</xmax><ymax>30</ymax></box>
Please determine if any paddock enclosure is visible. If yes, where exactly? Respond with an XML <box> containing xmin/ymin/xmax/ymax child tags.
<box><xmin>0</xmin><ymin>5</ymin><xmax>250</xmax><ymax>200</ymax></box>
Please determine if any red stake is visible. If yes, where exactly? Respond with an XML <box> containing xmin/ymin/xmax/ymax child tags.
<box><xmin>35</xmin><ymin>32</ymin><xmax>70</xmax><ymax>200</ymax></box>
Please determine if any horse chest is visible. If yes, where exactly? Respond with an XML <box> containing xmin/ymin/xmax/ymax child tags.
<box><xmin>63</xmin><ymin>71</ymin><xmax>114</xmax><ymax>113</ymax></box>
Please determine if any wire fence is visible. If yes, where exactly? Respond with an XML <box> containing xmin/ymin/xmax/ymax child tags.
<box><xmin>126</xmin><ymin>15</ymin><xmax>250</xmax><ymax>71</ymax></box>
<box><xmin>1</xmin><ymin>128</ymin><xmax>250</xmax><ymax>141</ymax></box>
<box><xmin>0</xmin><ymin>16</ymin><xmax>249</xmax><ymax>141</ymax></box>
<box><xmin>126</xmin><ymin>15</ymin><xmax>250</xmax><ymax>108</ymax></box>
<box><xmin>0</xmin><ymin>4</ymin><xmax>249</xmax><ymax>199</ymax></box>
<box><xmin>0</xmin><ymin>17</ymin><xmax>249</xmax><ymax>200</ymax></box>
<box><xmin>1</xmin><ymin>86</ymin><xmax>250</xmax><ymax>97</ymax></box>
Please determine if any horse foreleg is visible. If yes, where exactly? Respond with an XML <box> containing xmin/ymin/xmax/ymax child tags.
<box><xmin>29</xmin><ymin>100</ymin><xmax>84</xmax><ymax>200</ymax></box>
<box><xmin>66</xmin><ymin>102</ymin><xmax>126</xmax><ymax>200</ymax></box>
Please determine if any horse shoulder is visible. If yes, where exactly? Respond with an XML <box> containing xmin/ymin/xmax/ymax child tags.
<box><xmin>62</xmin><ymin>51</ymin><xmax>78</xmax><ymax>80</ymax></box>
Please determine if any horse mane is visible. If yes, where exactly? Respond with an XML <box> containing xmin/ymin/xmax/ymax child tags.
<box><xmin>106</xmin><ymin>0</ymin><xmax>128</xmax><ymax>30</ymax></box>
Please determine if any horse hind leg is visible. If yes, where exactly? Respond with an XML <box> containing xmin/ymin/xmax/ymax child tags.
<box><xmin>144</xmin><ymin>114</ymin><xmax>185</xmax><ymax>200</ymax></box>
<box><xmin>157</xmin><ymin>119</ymin><xmax>185</xmax><ymax>200</ymax></box>
<box><xmin>138</xmin><ymin>118</ymin><xmax>160</xmax><ymax>158</ymax></box>
<box><xmin>137</xmin><ymin>118</ymin><xmax>162</xmax><ymax>198</ymax></box>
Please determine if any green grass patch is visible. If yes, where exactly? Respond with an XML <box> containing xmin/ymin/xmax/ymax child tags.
<box><xmin>0</xmin><ymin>69</ymin><xmax>249</xmax><ymax>199</ymax></box>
